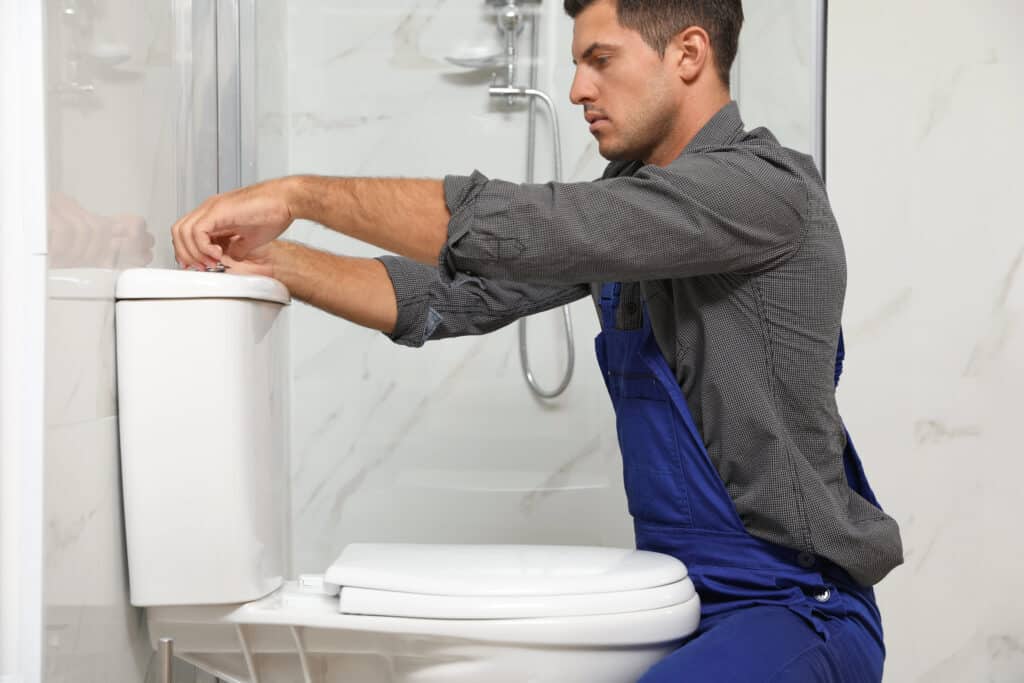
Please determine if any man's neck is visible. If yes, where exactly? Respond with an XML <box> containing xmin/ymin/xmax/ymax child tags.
<box><xmin>645</xmin><ymin>90</ymin><xmax>732</xmax><ymax>167</ymax></box>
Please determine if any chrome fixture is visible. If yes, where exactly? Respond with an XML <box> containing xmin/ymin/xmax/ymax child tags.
<box><xmin>812</xmin><ymin>0</ymin><xmax>829</xmax><ymax>182</ymax></box>
<box><xmin>494</xmin><ymin>1</ymin><xmax>575</xmax><ymax>400</ymax></box>
<box><xmin>158</xmin><ymin>637</ymin><xmax>174</xmax><ymax>683</ymax></box>
<box><xmin>448</xmin><ymin>0</ymin><xmax>575</xmax><ymax>400</ymax></box>
<box><xmin>496</xmin><ymin>1</ymin><xmax>525</xmax><ymax>104</ymax></box>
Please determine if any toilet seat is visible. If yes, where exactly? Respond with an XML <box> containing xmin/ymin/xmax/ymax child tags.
<box><xmin>324</xmin><ymin>543</ymin><xmax>695</xmax><ymax>620</ymax></box>
<box><xmin>338</xmin><ymin>579</ymin><xmax>695</xmax><ymax>619</ymax></box>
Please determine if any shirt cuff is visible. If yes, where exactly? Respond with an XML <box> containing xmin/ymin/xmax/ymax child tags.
<box><xmin>439</xmin><ymin>170</ymin><xmax>521</xmax><ymax>283</ymax></box>
<box><xmin>376</xmin><ymin>255</ymin><xmax>435</xmax><ymax>348</ymax></box>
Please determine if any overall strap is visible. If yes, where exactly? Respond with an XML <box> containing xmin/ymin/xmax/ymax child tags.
<box><xmin>599</xmin><ymin>282</ymin><xmax>623</xmax><ymax>330</ymax></box>
<box><xmin>834</xmin><ymin>330</ymin><xmax>846</xmax><ymax>388</ymax></box>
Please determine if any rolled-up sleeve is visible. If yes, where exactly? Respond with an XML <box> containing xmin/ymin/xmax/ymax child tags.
<box><xmin>440</xmin><ymin>146</ymin><xmax>809</xmax><ymax>285</ymax></box>
<box><xmin>377</xmin><ymin>254</ymin><xmax>589</xmax><ymax>348</ymax></box>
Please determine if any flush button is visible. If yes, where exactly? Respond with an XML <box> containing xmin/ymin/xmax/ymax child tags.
<box><xmin>797</xmin><ymin>551</ymin><xmax>817</xmax><ymax>569</ymax></box>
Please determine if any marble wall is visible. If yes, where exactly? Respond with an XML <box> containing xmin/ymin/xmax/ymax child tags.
<box><xmin>828</xmin><ymin>2</ymin><xmax>1024</xmax><ymax>681</ymax></box>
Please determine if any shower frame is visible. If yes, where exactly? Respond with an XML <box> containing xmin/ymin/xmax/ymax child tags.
<box><xmin>173</xmin><ymin>0</ymin><xmax>259</xmax><ymax>211</ymax></box>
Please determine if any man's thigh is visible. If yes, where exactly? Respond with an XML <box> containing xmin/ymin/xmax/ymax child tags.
<box><xmin>636</xmin><ymin>605</ymin><xmax>883</xmax><ymax>683</ymax></box>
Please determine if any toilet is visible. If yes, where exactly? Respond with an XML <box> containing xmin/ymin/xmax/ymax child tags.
<box><xmin>114</xmin><ymin>268</ymin><xmax>700</xmax><ymax>683</ymax></box>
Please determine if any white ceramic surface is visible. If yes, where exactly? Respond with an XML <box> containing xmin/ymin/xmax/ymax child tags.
<box><xmin>144</xmin><ymin>580</ymin><xmax>701</xmax><ymax>683</ymax></box>
<box><xmin>115</xmin><ymin>288</ymin><xmax>291</xmax><ymax>607</ymax></box>
<box><xmin>115</xmin><ymin>267</ymin><xmax>291</xmax><ymax>305</ymax></box>
<box><xmin>325</xmin><ymin>543</ymin><xmax>687</xmax><ymax>596</ymax></box>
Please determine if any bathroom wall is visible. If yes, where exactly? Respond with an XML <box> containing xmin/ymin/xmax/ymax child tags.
<box><xmin>276</xmin><ymin>0</ymin><xmax>818</xmax><ymax>577</ymax></box>
<box><xmin>42</xmin><ymin>1</ymin><xmax>188</xmax><ymax>680</ymax></box>
<box><xmin>828</xmin><ymin>2</ymin><xmax>1024</xmax><ymax>681</ymax></box>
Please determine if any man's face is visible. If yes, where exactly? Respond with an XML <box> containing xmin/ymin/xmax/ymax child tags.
<box><xmin>569</xmin><ymin>0</ymin><xmax>681</xmax><ymax>162</ymax></box>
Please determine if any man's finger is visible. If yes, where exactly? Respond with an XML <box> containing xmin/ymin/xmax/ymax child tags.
<box><xmin>196</xmin><ymin>228</ymin><xmax>224</xmax><ymax>264</ymax></box>
<box><xmin>171</xmin><ymin>215</ymin><xmax>189</xmax><ymax>268</ymax></box>
<box><xmin>178</xmin><ymin>211</ymin><xmax>209</xmax><ymax>269</ymax></box>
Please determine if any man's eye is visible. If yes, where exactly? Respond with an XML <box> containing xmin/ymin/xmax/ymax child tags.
<box><xmin>596</xmin><ymin>55</ymin><xmax>611</xmax><ymax>66</ymax></box>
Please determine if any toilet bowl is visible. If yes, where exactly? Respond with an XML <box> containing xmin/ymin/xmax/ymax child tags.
<box><xmin>149</xmin><ymin>543</ymin><xmax>700</xmax><ymax>683</ymax></box>
<box><xmin>114</xmin><ymin>269</ymin><xmax>700</xmax><ymax>682</ymax></box>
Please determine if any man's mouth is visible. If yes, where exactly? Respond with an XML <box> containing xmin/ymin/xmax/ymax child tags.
<box><xmin>585</xmin><ymin>112</ymin><xmax>610</xmax><ymax>133</ymax></box>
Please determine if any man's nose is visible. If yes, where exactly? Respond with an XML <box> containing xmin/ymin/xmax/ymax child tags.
<box><xmin>569</xmin><ymin>69</ymin><xmax>596</xmax><ymax>105</ymax></box>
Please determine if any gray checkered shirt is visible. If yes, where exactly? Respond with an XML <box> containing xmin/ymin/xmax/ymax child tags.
<box><xmin>379</xmin><ymin>102</ymin><xmax>903</xmax><ymax>586</ymax></box>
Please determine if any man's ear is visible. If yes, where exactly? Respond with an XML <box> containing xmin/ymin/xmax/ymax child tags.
<box><xmin>670</xmin><ymin>26</ymin><xmax>713</xmax><ymax>83</ymax></box>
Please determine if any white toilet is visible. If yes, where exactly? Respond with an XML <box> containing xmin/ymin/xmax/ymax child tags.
<box><xmin>115</xmin><ymin>268</ymin><xmax>700</xmax><ymax>683</ymax></box>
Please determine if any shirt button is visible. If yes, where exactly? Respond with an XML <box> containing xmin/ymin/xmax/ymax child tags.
<box><xmin>797</xmin><ymin>551</ymin><xmax>817</xmax><ymax>569</ymax></box>
<box><xmin>814</xmin><ymin>589</ymin><xmax>832</xmax><ymax>603</ymax></box>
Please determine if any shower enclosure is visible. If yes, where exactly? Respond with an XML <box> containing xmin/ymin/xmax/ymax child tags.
<box><xmin>180</xmin><ymin>0</ymin><xmax>826</xmax><ymax>576</ymax></box>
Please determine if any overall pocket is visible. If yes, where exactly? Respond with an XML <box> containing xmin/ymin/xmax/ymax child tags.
<box><xmin>611</xmin><ymin>372</ymin><xmax>693</xmax><ymax>526</ymax></box>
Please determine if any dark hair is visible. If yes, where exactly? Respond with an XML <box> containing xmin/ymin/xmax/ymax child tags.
<box><xmin>564</xmin><ymin>0</ymin><xmax>743</xmax><ymax>86</ymax></box>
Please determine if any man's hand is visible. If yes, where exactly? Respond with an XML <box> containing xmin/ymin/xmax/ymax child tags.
<box><xmin>171</xmin><ymin>178</ymin><xmax>296</xmax><ymax>270</ymax></box>
<box><xmin>221</xmin><ymin>241</ymin><xmax>276</xmax><ymax>278</ymax></box>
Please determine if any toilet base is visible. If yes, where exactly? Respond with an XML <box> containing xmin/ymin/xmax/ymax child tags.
<box><xmin>175</xmin><ymin>638</ymin><xmax>681</xmax><ymax>683</ymax></box>
<box><xmin>147</xmin><ymin>582</ymin><xmax>700</xmax><ymax>683</ymax></box>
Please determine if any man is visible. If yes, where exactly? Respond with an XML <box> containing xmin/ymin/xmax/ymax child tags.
<box><xmin>171</xmin><ymin>0</ymin><xmax>903</xmax><ymax>679</ymax></box>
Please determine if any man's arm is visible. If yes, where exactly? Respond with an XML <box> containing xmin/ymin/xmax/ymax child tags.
<box><xmin>224</xmin><ymin>240</ymin><xmax>401</xmax><ymax>333</ymax></box>
<box><xmin>171</xmin><ymin>176</ymin><xmax>450</xmax><ymax>271</ymax></box>
<box><xmin>377</xmin><ymin>254</ymin><xmax>590</xmax><ymax>347</ymax></box>
<box><xmin>224</xmin><ymin>240</ymin><xmax>589</xmax><ymax>347</ymax></box>
<box><xmin>173</xmin><ymin>146</ymin><xmax>806</xmax><ymax>285</ymax></box>
<box><xmin>288</xmin><ymin>177</ymin><xmax>449</xmax><ymax>266</ymax></box>
<box><xmin>436</xmin><ymin>150</ymin><xmax>809</xmax><ymax>285</ymax></box>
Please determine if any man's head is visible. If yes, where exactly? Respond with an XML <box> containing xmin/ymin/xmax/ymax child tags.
<box><xmin>566</xmin><ymin>0</ymin><xmax>743</xmax><ymax>165</ymax></box>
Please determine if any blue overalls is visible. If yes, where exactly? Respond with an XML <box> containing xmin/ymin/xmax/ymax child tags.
<box><xmin>595</xmin><ymin>283</ymin><xmax>886</xmax><ymax>682</ymax></box>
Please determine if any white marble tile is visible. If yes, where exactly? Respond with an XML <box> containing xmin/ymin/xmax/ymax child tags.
<box><xmin>45</xmin><ymin>269</ymin><xmax>119</xmax><ymax>427</ymax></box>
<box><xmin>735</xmin><ymin>0</ymin><xmax>814</xmax><ymax>155</ymax></box>
<box><xmin>43</xmin><ymin>417</ymin><xmax>152</xmax><ymax>682</ymax></box>
<box><xmin>829</xmin><ymin>1</ymin><xmax>1024</xmax><ymax>680</ymax></box>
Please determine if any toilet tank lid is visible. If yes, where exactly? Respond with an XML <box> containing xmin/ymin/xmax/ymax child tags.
<box><xmin>323</xmin><ymin>543</ymin><xmax>688</xmax><ymax>597</ymax></box>
<box><xmin>115</xmin><ymin>268</ymin><xmax>290</xmax><ymax>305</ymax></box>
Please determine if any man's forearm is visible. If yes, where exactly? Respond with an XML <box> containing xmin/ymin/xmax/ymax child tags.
<box><xmin>272</xmin><ymin>240</ymin><xmax>398</xmax><ymax>334</ymax></box>
<box><xmin>285</xmin><ymin>176</ymin><xmax>450</xmax><ymax>266</ymax></box>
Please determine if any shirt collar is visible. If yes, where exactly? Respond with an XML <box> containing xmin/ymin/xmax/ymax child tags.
<box><xmin>683</xmin><ymin>101</ymin><xmax>745</xmax><ymax>153</ymax></box>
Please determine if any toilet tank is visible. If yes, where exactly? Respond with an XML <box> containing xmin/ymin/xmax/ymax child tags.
<box><xmin>115</xmin><ymin>268</ymin><xmax>291</xmax><ymax>607</ymax></box>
